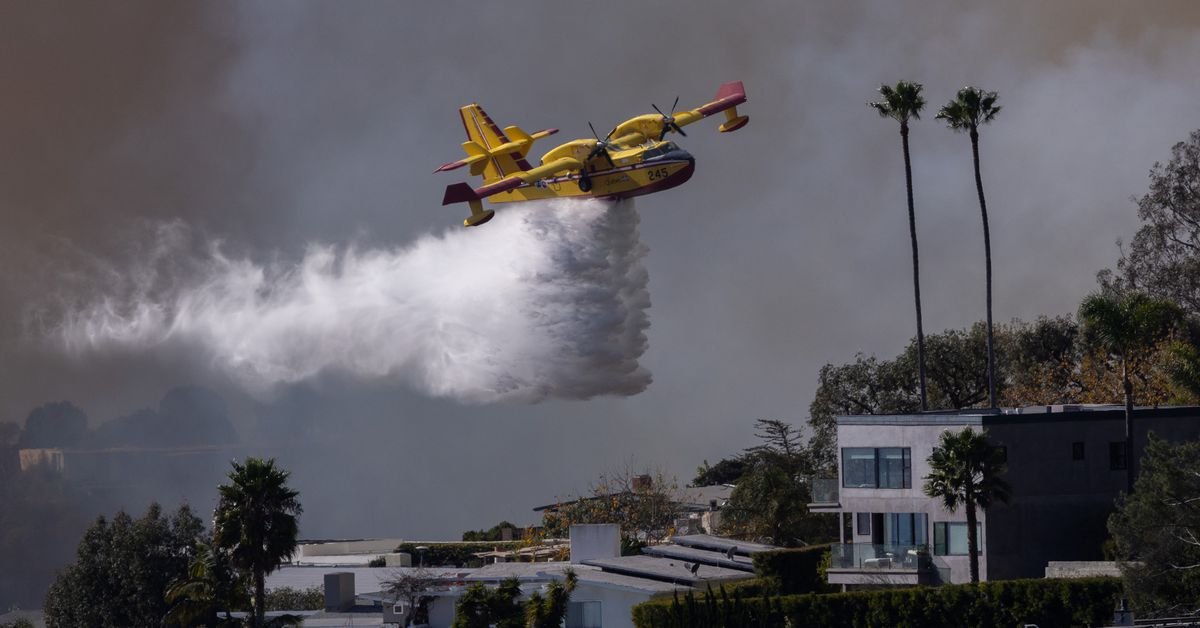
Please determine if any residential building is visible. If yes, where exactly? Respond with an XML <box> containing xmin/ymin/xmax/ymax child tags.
<box><xmin>810</xmin><ymin>404</ymin><xmax>1200</xmax><ymax>586</ymax></box>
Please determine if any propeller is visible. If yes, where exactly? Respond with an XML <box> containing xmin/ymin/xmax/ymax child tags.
<box><xmin>586</xmin><ymin>121</ymin><xmax>617</xmax><ymax>168</ymax></box>
<box><xmin>652</xmin><ymin>96</ymin><xmax>687</xmax><ymax>140</ymax></box>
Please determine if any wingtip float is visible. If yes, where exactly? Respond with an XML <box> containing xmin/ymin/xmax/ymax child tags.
<box><xmin>436</xmin><ymin>81</ymin><xmax>748</xmax><ymax>227</ymax></box>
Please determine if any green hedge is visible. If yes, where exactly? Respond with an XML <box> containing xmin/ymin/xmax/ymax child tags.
<box><xmin>752</xmin><ymin>545</ymin><xmax>835</xmax><ymax>595</ymax></box>
<box><xmin>394</xmin><ymin>541</ymin><xmax>525</xmax><ymax>567</ymax></box>
<box><xmin>632</xmin><ymin>577</ymin><xmax>1122</xmax><ymax>628</ymax></box>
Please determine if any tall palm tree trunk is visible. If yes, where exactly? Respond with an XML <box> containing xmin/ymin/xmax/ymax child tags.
<box><xmin>255</xmin><ymin>571</ymin><xmax>266</xmax><ymax>627</ymax></box>
<box><xmin>970</xmin><ymin>128</ymin><xmax>997</xmax><ymax>408</ymax></box>
<box><xmin>901</xmin><ymin>123</ymin><xmax>928</xmax><ymax>411</ymax></box>
<box><xmin>965</xmin><ymin>499</ymin><xmax>980</xmax><ymax>583</ymax></box>
<box><xmin>1122</xmin><ymin>360</ymin><xmax>1134</xmax><ymax>494</ymax></box>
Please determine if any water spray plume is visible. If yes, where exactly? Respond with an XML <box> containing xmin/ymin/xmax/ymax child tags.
<box><xmin>56</xmin><ymin>199</ymin><xmax>652</xmax><ymax>403</ymax></box>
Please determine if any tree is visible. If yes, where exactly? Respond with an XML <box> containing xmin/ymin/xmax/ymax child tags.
<box><xmin>693</xmin><ymin>457</ymin><xmax>748</xmax><ymax>487</ymax></box>
<box><xmin>721</xmin><ymin>420</ymin><xmax>837</xmax><ymax>547</ymax></box>
<box><xmin>451</xmin><ymin>578</ymin><xmax>524</xmax><ymax>628</ymax></box>
<box><xmin>807</xmin><ymin>354</ymin><xmax>919</xmax><ymax>472</ymax></box>
<box><xmin>461</xmin><ymin>521</ymin><xmax>520</xmax><ymax>542</ymax></box>
<box><xmin>937</xmin><ymin>86</ymin><xmax>1002</xmax><ymax>408</ymax></box>
<box><xmin>1108</xmin><ymin>435</ymin><xmax>1200</xmax><ymax>618</ymax></box>
<box><xmin>44</xmin><ymin>504</ymin><xmax>203</xmax><ymax>627</ymax></box>
<box><xmin>1079</xmin><ymin>291</ymin><xmax>1184</xmax><ymax>492</ymax></box>
<box><xmin>1104</xmin><ymin>130</ymin><xmax>1200</xmax><ymax>314</ymax></box>
<box><xmin>540</xmin><ymin>467</ymin><xmax>677</xmax><ymax>551</ymax></box>
<box><xmin>922</xmin><ymin>427</ymin><xmax>1010</xmax><ymax>583</ymax></box>
<box><xmin>524</xmin><ymin>570</ymin><xmax>577</xmax><ymax>628</ymax></box>
<box><xmin>165</xmin><ymin>540</ymin><xmax>252</xmax><ymax>627</ymax></box>
<box><xmin>212</xmin><ymin>458</ymin><xmax>302</xmax><ymax>628</ymax></box>
<box><xmin>18</xmin><ymin>401</ymin><xmax>89</xmax><ymax>449</ymax></box>
<box><xmin>870</xmin><ymin>80</ymin><xmax>930</xmax><ymax>411</ymax></box>
<box><xmin>383</xmin><ymin>568</ymin><xmax>438</xmax><ymax>627</ymax></box>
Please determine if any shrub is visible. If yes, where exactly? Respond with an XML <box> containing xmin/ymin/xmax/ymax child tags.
<box><xmin>264</xmin><ymin>586</ymin><xmax>325</xmax><ymax>611</ymax></box>
<box><xmin>752</xmin><ymin>545</ymin><xmax>835</xmax><ymax>594</ymax></box>
<box><xmin>632</xmin><ymin>577</ymin><xmax>1122</xmax><ymax>627</ymax></box>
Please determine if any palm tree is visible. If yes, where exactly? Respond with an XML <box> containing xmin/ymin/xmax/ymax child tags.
<box><xmin>923</xmin><ymin>427</ymin><xmax>1010</xmax><ymax>583</ymax></box>
<box><xmin>1078</xmin><ymin>291</ymin><xmax>1183</xmax><ymax>493</ymax></box>
<box><xmin>212</xmin><ymin>458</ymin><xmax>302</xmax><ymax>627</ymax></box>
<box><xmin>165</xmin><ymin>540</ymin><xmax>251</xmax><ymax>627</ymax></box>
<box><xmin>870</xmin><ymin>81</ymin><xmax>929</xmax><ymax>410</ymax></box>
<box><xmin>937</xmin><ymin>87</ymin><xmax>1002</xmax><ymax>408</ymax></box>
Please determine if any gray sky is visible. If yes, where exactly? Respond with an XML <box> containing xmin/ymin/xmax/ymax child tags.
<box><xmin>3</xmin><ymin>1</ymin><xmax>1200</xmax><ymax>539</ymax></box>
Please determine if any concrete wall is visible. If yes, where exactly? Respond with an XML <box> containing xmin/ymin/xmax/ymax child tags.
<box><xmin>568</xmin><ymin>582</ymin><xmax>663</xmax><ymax>628</ymax></box>
<box><xmin>295</xmin><ymin>539</ymin><xmax>405</xmax><ymax>557</ymax></box>
<box><xmin>984</xmin><ymin>410</ymin><xmax>1200</xmax><ymax>580</ymax></box>
<box><xmin>570</xmin><ymin>524</ymin><xmax>620</xmax><ymax>563</ymax></box>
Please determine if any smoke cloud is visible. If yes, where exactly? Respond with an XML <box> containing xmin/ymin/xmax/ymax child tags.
<box><xmin>55</xmin><ymin>199</ymin><xmax>651</xmax><ymax>402</ymax></box>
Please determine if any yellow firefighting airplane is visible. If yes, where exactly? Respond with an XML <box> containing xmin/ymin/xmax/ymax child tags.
<box><xmin>436</xmin><ymin>81</ymin><xmax>748</xmax><ymax>226</ymax></box>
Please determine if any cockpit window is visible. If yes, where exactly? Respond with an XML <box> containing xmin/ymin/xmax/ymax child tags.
<box><xmin>642</xmin><ymin>142</ymin><xmax>677</xmax><ymax>160</ymax></box>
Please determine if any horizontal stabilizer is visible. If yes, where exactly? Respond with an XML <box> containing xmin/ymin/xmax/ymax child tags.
<box><xmin>442</xmin><ymin>182</ymin><xmax>479</xmax><ymax>206</ymax></box>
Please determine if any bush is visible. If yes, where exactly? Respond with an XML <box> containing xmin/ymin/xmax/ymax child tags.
<box><xmin>265</xmin><ymin>586</ymin><xmax>325</xmax><ymax>611</ymax></box>
<box><xmin>395</xmin><ymin>542</ymin><xmax>525</xmax><ymax>567</ymax></box>
<box><xmin>752</xmin><ymin>545</ymin><xmax>835</xmax><ymax>594</ymax></box>
<box><xmin>632</xmin><ymin>577</ymin><xmax>1122</xmax><ymax>627</ymax></box>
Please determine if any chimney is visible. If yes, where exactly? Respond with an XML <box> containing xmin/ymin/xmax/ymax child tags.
<box><xmin>324</xmin><ymin>572</ymin><xmax>355</xmax><ymax>611</ymax></box>
<box><xmin>632</xmin><ymin>474</ymin><xmax>652</xmax><ymax>492</ymax></box>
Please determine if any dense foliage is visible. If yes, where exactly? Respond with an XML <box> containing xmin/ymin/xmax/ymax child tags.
<box><xmin>1109</xmin><ymin>435</ymin><xmax>1200</xmax><ymax>618</ymax></box>
<box><xmin>717</xmin><ymin>420</ymin><xmax>837</xmax><ymax>546</ymax></box>
<box><xmin>461</xmin><ymin>521</ymin><xmax>521</xmax><ymax>542</ymax></box>
<box><xmin>43</xmin><ymin>504</ymin><xmax>203</xmax><ymax>627</ymax></box>
<box><xmin>263</xmin><ymin>586</ymin><xmax>324</xmax><ymax>611</ymax></box>
<box><xmin>750</xmin><ymin>545</ymin><xmax>834</xmax><ymax>595</ymax></box>
<box><xmin>539</xmin><ymin>469</ymin><xmax>678</xmax><ymax>547</ymax></box>
<box><xmin>807</xmin><ymin>316</ymin><xmax>1200</xmax><ymax>472</ymax></box>
<box><xmin>632</xmin><ymin>577</ymin><xmax>1122</xmax><ymax>628</ymax></box>
<box><xmin>451</xmin><ymin>572</ymin><xmax>575</xmax><ymax>628</ymax></box>
<box><xmin>1104</xmin><ymin>130</ymin><xmax>1200</xmax><ymax>313</ymax></box>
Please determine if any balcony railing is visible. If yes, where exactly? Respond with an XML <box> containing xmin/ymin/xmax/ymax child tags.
<box><xmin>829</xmin><ymin>543</ymin><xmax>932</xmax><ymax>572</ymax></box>
<box><xmin>809</xmin><ymin>477</ymin><xmax>839</xmax><ymax>505</ymax></box>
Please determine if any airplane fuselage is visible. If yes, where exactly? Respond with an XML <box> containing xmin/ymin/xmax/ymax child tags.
<box><xmin>487</xmin><ymin>144</ymin><xmax>695</xmax><ymax>204</ymax></box>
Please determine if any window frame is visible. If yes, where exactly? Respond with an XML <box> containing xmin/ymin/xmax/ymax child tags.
<box><xmin>933</xmin><ymin>522</ymin><xmax>983</xmax><ymax>556</ymax></box>
<box><xmin>841</xmin><ymin>447</ymin><xmax>912</xmax><ymax>489</ymax></box>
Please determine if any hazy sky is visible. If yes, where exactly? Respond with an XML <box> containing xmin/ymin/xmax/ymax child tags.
<box><xmin>3</xmin><ymin>1</ymin><xmax>1200</xmax><ymax>539</ymax></box>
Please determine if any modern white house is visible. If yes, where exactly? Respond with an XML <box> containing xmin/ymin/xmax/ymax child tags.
<box><xmin>810</xmin><ymin>404</ymin><xmax>1200</xmax><ymax>587</ymax></box>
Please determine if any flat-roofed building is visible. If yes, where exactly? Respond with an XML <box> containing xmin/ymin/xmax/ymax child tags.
<box><xmin>810</xmin><ymin>405</ymin><xmax>1200</xmax><ymax>586</ymax></box>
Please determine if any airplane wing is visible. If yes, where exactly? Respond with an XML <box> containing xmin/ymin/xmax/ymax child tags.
<box><xmin>671</xmin><ymin>81</ymin><xmax>749</xmax><ymax>132</ymax></box>
<box><xmin>609</xmin><ymin>81</ymin><xmax>749</xmax><ymax>145</ymax></box>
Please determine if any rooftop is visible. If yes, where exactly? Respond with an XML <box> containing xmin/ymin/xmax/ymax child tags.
<box><xmin>837</xmin><ymin>404</ymin><xmax>1200</xmax><ymax>426</ymax></box>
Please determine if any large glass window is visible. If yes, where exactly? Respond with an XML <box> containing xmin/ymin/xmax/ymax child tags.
<box><xmin>842</xmin><ymin>448</ymin><xmax>877</xmax><ymax>487</ymax></box>
<box><xmin>933</xmin><ymin>522</ymin><xmax>982</xmax><ymax>556</ymax></box>
<box><xmin>885</xmin><ymin>512</ymin><xmax>928</xmax><ymax>546</ymax></box>
<box><xmin>842</xmin><ymin>447</ymin><xmax>911</xmax><ymax>488</ymax></box>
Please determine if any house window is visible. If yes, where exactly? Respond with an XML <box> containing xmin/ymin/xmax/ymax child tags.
<box><xmin>841</xmin><ymin>447</ymin><xmax>911</xmax><ymax>488</ymax></box>
<box><xmin>885</xmin><ymin>512</ymin><xmax>928</xmax><ymax>547</ymax></box>
<box><xmin>1109</xmin><ymin>441</ymin><xmax>1128</xmax><ymax>470</ymax></box>
<box><xmin>1072</xmin><ymin>442</ymin><xmax>1085</xmax><ymax>461</ymax></box>
<box><xmin>566</xmin><ymin>601</ymin><xmax>601</xmax><ymax>628</ymax></box>
<box><xmin>856</xmin><ymin>512</ymin><xmax>871</xmax><ymax>535</ymax></box>
<box><xmin>933</xmin><ymin>522</ymin><xmax>982</xmax><ymax>556</ymax></box>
